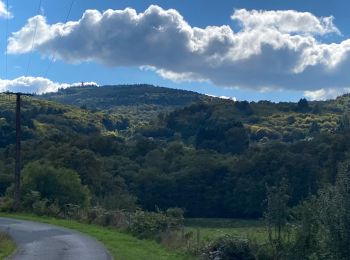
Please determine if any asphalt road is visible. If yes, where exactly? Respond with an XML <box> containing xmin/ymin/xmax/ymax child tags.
<box><xmin>0</xmin><ymin>217</ymin><xmax>112</xmax><ymax>260</ymax></box>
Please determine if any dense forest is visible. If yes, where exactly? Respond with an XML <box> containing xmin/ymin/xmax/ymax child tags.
<box><xmin>1</xmin><ymin>85</ymin><xmax>350</xmax><ymax>219</ymax></box>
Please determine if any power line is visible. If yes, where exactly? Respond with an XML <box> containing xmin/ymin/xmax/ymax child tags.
<box><xmin>25</xmin><ymin>0</ymin><xmax>43</xmax><ymax>77</ymax></box>
<box><xmin>44</xmin><ymin>0</ymin><xmax>76</xmax><ymax>78</ymax></box>
<box><xmin>5</xmin><ymin>0</ymin><xmax>9</xmax><ymax>79</ymax></box>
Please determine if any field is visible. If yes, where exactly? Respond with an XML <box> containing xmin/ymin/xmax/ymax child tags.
<box><xmin>184</xmin><ymin>218</ymin><xmax>268</xmax><ymax>243</ymax></box>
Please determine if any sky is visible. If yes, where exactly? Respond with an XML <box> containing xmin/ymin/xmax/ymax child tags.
<box><xmin>1</xmin><ymin>0</ymin><xmax>350</xmax><ymax>101</ymax></box>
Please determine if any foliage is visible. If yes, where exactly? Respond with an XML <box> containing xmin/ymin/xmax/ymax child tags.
<box><xmin>1</xmin><ymin>86</ymin><xmax>350</xmax><ymax>219</ymax></box>
<box><xmin>265</xmin><ymin>179</ymin><xmax>290</xmax><ymax>243</ymax></box>
<box><xmin>41</xmin><ymin>84</ymin><xmax>207</xmax><ymax>126</ymax></box>
<box><xmin>317</xmin><ymin>161</ymin><xmax>350</xmax><ymax>259</ymax></box>
<box><xmin>264</xmin><ymin>179</ymin><xmax>291</xmax><ymax>259</ymax></box>
<box><xmin>21</xmin><ymin>161</ymin><xmax>90</xmax><ymax>209</ymax></box>
<box><xmin>129</xmin><ymin>209</ymin><xmax>184</xmax><ymax>240</ymax></box>
<box><xmin>281</xmin><ymin>159</ymin><xmax>350</xmax><ymax>259</ymax></box>
<box><xmin>200</xmin><ymin>235</ymin><xmax>255</xmax><ymax>260</ymax></box>
<box><xmin>290</xmin><ymin>198</ymin><xmax>321</xmax><ymax>260</ymax></box>
<box><xmin>0</xmin><ymin>232</ymin><xmax>16</xmax><ymax>259</ymax></box>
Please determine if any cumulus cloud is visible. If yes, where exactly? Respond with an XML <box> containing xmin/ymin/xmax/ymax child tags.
<box><xmin>0</xmin><ymin>76</ymin><xmax>98</xmax><ymax>94</ymax></box>
<box><xmin>231</xmin><ymin>9</ymin><xmax>339</xmax><ymax>35</ymax></box>
<box><xmin>7</xmin><ymin>5</ymin><xmax>350</xmax><ymax>96</ymax></box>
<box><xmin>304</xmin><ymin>88</ymin><xmax>350</xmax><ymax>101</ymax></box>
<box><xmin>0</xmin><ymin>0</ymin><xmax>12</xmax><ymax>18</ymax></box>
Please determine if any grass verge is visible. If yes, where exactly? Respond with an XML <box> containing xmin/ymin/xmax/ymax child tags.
<box><xmin>0</xmin><ymin>213</ymin><xmax>192</xmax><ymax>260</ymax></box>
<box><xmin>0</xmin><ymin>232</ymin><xmax>16</xmax><ymax>260</ymax></box>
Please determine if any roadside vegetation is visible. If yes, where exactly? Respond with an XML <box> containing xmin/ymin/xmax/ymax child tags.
<box><xmin>0</xmin><ymin>213</ymin><xmax>191</xmax><ymax>260</ymax></box>
<box><xmin>0</xmin><ymin>232</ymin><xmax>16</xmax><ymax>260</ymax></box>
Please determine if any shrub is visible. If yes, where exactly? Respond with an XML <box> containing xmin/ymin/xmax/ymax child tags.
<box><xmin>166</xmin><ymin>208</ymin><xmax>184</xmax><ymax>228</ymax></box>
<box><xmin>47</xmin><ymin>202</ymin><xmax>60</xmax><ymax>217</ymax></box>
<box><xmin>22</xmin><ymin>161</ymin><xmax>90</xmax><ymax>209</ymax></box>
<box><xmin>200</xmin><ymin>235</ymin><xmax>255</xmax><ymax>260</ymax></box>
<box><xmin>129</xmin><ymin>209</ymin><xmax>183</xmax><ymax>240</ymax></box>
<box><xmin>0</xmin><ymin>197</ymin><xmax>14</xmax><ymax>212</ymax></box>
<box><xmin>62</xmin><ymin>204</ymin><xmax>82</xmax><ymax>219</ymax></box>
<box><xmin>32</xmin><ymin>198</ymin><xmax>49</xmax><ymax>216</ymax></box>
<box><xmin>22</xmin><ymin>190</ymin><xmax>41</xmax><ymax>209</ymax></box>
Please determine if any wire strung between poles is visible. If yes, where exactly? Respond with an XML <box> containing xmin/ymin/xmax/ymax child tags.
<box><xmin>25</xmin><ymin>0</ymin><xmax>43</xmax><ymax>77</ymax></box>
<box><xmin>44</xmin><ymin>0</ymin><xmax>76</xmax><ymax>78</ymax></box>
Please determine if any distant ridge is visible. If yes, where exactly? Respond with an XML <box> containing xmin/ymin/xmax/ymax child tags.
<box><xmin>40</xmin><ymin>84</ymin><xmax>208</xmax><ymax>110</ymax></box>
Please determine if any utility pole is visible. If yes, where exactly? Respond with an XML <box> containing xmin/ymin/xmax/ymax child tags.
<box><xmin>14</xmin><ymin>93</ymin><xmax>21</xmax><ymax>210</ymax></box>
<box><xmin>4</xmin><ymin>92</ymin><xmax>32</xmax><ymax>210</ymax></box>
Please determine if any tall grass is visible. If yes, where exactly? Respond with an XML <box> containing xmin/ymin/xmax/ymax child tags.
<box><xmin>0</xmin><ymin>232</ymin><xmax>16</xmax><ymax>259</ymax></box>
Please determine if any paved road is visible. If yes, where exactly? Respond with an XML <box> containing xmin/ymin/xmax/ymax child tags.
<box><xmin>0</xmin><ymin>217</ymin><xmax>112</xmax><ymax>260</ymax></box>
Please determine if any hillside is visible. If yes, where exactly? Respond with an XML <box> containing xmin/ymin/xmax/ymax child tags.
<box><xmin>41</xmin><ymin>84</ymin><xmax>345</xmax><ymax>144</ymax></box>
<box><xmin>40</xmin><ymin>84</ymin><xmax>209</xmax><ymax>125</ymax></box>
<box><xmin>140</xmin><ymin>97</ymin><xmax>342</xmax><ymax>146</ymax></box>
<box><xmin>1</xmin><ymin>89</ymin><xmax>350</xmax><ymax>218</ymax></box>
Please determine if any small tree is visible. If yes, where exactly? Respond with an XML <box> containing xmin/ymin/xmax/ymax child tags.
<box><xmin>22</xmin><ymin>161</ymin><xmax>90</xmax><ymax>210</ymax></box>
<box><xmin>296</xmin><ymin>98</ymin><xmax>310</xmax><ymax>113</ymax></box>
<box><xmin>264</xmin><ymin>178</ymin><xmax>290</xmax><ymax>259</ymax></box>
<box><xmin>291</xmin><ymin>197</ymin><xmax>321</xmax><ymax>259</ymax></box>
<box><xmin>337</xmin><ymin>113</ymin><xmax>350</xmax><ymax>132</ymax></box>
<box><xmin>318</xmin><ymin>161</ymin><xmax>350</xmax><ymax>259</ymax></box>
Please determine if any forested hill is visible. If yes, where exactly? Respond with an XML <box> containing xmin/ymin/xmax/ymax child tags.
<box><xmin>2</xmin><ymin>88</ymin><xmax>350</xmax><ymax>218</ymax></box>
<box><xmin>41</xmin><ymin>84</ymin><xmax>207</xmax><ymax>108</ymax></box>
<box><xmin>40</xmin><ymin>84</ymin><xmax>209</xmax><ymax>124</ymax></box>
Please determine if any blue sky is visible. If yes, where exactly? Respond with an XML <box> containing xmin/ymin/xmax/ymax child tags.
<box><xmin>1</xmin><ymin>0</ymin><xmax>350</xmax><ymax>101</ymax></box>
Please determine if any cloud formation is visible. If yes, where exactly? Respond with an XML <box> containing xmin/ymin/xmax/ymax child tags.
<box><xmin>7</xmin><ymin>5</ymin><xmax>350</xmax><ymax>96</ymax></box>
<box><xmin>205</xmin><ymin>94</ymin><xmax>237</xmax><ymax>101</ymax></box>
<box><xmin>304</xmin><ymin>88</ymin><xmax>350</xmax><ymax>101</ymax></box>
<box><xmin>0</xmin><ymin>76</ymin><xmax>98</xmax><ymax>94</ymax></box>
<box><xmin>0</xmin><ymin>0</ymin><xmax>11</xmax><ymax>18</ymax></box>
<box><xmin>231</xmin><ymin>9</ymin><xmax>339</xmax><ymax>35</ymax></box>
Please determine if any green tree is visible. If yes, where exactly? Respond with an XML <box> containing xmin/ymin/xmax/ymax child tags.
<box><xmin>291</xmin><ymin>198</ymin><xmax>321</xmax><ymax>260</ymax></box>
<box><xmin>337</xmin><ymin>113</ymin><xmax>350</xmax><ymax>132</ymax></box>
<box><xmin>22</xmin><ymin>161</ymin><xmax>90</xmax><ymax>209</ymax></box>
<box><xmin>264</xmin><ymin>179</ymin><xmax>290</xmax><ymax>259</ymax></box>
<box><xmin>296</xmin><ymin>98</ymin><xmax>310</xmax><ymax>113</ymax></box>
<box><xmin>318</xmin><ymin>161</ymin><xmax>350</xmax><ymax>259</ymax></box>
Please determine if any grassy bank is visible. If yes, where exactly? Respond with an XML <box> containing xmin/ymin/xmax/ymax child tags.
<box><xmin>0</xmin><ymin>213</ymin><xmax>192</xmax><ymax>260</ymax></box>
<box><xmin>0</xmin><ymin>232</ymin><xmax>16</xmax><ymax>260</ymax></box>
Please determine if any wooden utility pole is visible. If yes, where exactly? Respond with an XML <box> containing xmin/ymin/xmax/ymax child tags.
<box><xmin>14</xmin><ymin>93</ymin><xmax>21</xmax><ymax>210</ymax></box>
<box><xmin>4</xmin><ymin>92</ymin><xmax>32</xmax><ymax>210</ymax></box>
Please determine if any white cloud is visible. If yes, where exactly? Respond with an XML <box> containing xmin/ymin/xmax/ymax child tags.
<box><xmin>205</xmin><ymin>94</ymin><xmax>237</xmax><ymax>101</ymax></box>
<box><xmin>231</xmin><ymin>9</ymin><xmax>339</xmax><ymax>35</ymax></box>
<box><xmin>7</xmin><ymin>6</ymin><xmax>350</xmax><ymax>95</ymax></box>
<box><xmin>219</xmin><ymin>95</ymin><xmax>237</xmax><ymax>101</ymax></box>
<box><xmin>304</xmin><ymin>88</ymin><xmax>350</xmax><ymax>101</ymax></box>
<box><xmin>0</xmin><ymin>76</ymin><xmax>98</xmax><ymax>94</ymax></box>
<box><xmin>0</xmin><ymin>0</ymin><xmax>12</xmax><ymax>18</ymax></box>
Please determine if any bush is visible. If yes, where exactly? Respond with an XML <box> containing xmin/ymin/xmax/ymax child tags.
<box><xmin>32</xmin><ymin>199</ymin><xmax>49</xmax><ymax>216</ymax></box>
<box><xmin>22</xmin><ymin>190</ymin><xmax>41</xmax><ymax>209</ymax></box>
<box><xmin>129</xmin><ymin>209</ymin><xmax>183</xmax><ymax>240</ymax></box>
<box><xmin>47</xmin><ymin>202</ymin><xmax>60</xmax><ymax>217</ymax></box>
<box><xmin>200</xmin><ymin>235</ymin><xmax>255</xmax><ymax>260</ymax></box>
<box><xmin>80</xmin><ymin>207</ymin><xmax>129</xmax><ymax>228</ymax></box>
<box><xmin>21</xmin><ymin>161</ymin><xmax>90</xmax><ymax>210</ymax></box>
<box><xmin>0</xmin><ymin>197</ymin><xmax>14</xmax><ymax>212</ymax></box>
